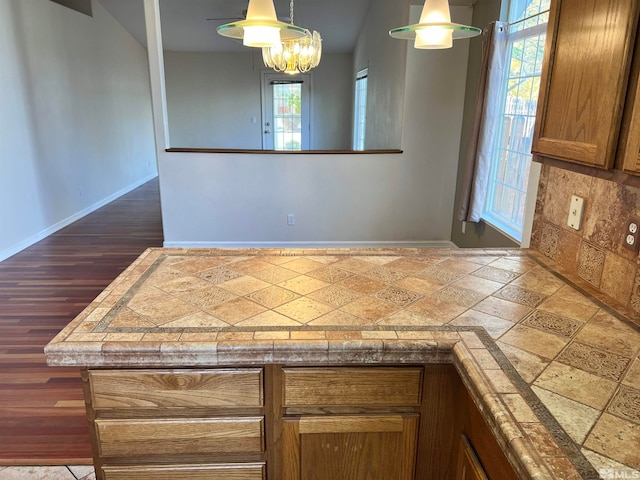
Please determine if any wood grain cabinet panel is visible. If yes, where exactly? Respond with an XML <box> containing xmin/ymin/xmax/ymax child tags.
<box><xmin>283</xmin><ymin>367</ymin><xmax>423</xmax><ymax>407</ymax></box>
<box><xmin>102</xmin><ymin>463</ymin><xmax>265</xmax><ymax>480</ymax></box>
<box><xmin>88</xmin><ymin>369</ymin><xmax>263</xmax><ymax>409</ymax></box>
<box><xmin>532</xmin><ymin>0</ymin><xmax>640</xmax><ymax>168</ymax></box>
<box><xmin>618</xmin><ymin>31</ymin><xmax>640</xmax><ymax>174</ymax></box>
<box><xmin>95</xmin><ymin>417</ymin><xmax>264</xmax><ymax>457</ymax></box>
<box><xmin>455</xmin><ymin>436</ymin><xmax>489</xmax><ymax>480</ymax></box>
<box><xmin>281</xmin><ymin>414</ymin><xmax>419</xmax><ymax>480</ymax></box>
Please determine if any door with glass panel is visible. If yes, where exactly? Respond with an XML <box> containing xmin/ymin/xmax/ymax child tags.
<box><xmin>261</xmin><ymin>73</ymin><xmax>311</xmax><ymax>150</ymax></box>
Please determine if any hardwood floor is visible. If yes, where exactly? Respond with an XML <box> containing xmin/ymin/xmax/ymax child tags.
<box><xmin>0</xmin><ymin>179</ymin><xmax>163</xmax><ymax>465</ymax></box>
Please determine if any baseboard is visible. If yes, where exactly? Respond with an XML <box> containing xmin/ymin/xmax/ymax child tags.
<box><xmin>0</xmin><ymin>174</ymin><xmax>158</xmax><ymax>262</ymax></box>
<box><xmin>162</xmin><ymin>240</ymin><xmax>458</xmax><ymax>249</ymax></box>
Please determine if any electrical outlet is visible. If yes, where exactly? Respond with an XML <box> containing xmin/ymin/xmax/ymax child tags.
<box><xmin>624</xmin><ymin>217</ymin><xmax>640</xmax><ymax>252</ymax></box>
<box><xmin>287</xmin><ymin>214</ymin><xmax>295</xmax><ymax>226</ymax></box>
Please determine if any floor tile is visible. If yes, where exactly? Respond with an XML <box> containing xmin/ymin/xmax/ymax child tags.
<box><xmin>534</xmin><ymin>361</ymin><xmax>617</xmax><ymax>409</ymax></box>
<box><xmin>558</xmin><ymin>342</ymin><xmax>631</xmax><ymax>382</ymax></box>
<box><xmin>392</xmin><ymin>276</ymin><xmax>442</xmax><ymax>296</ymax></box>
<box><xmin>531</xmin><ymin>386</ymin><xmax>600</xmax><ymax>444</ymax></box>
<box><xmin>332</xmin><ymin>257</ymin><xmax>377</xmax><ymax>274</ymax></box>
<box><xmin>0</xmin><ymin>466</ymin><xmax>76</xmax><ymax>480</ymax></box>
<box><xmin>585</xmin><ymin>413</ymin><xmax>640</xmax><ymax>469</ymax></box>
<box><xmin>499</xmin><ymin>324</ymin><xmax>567</xmax><ymax>359</ymax></box>
<box><xmin>415</xmin><ymin>265</ymin><xmax>464</xmax><ymax>285</ymax></box>
<box><xmin>363</xmin><ymin>266</ymin><xmax>409</xmax><ymax>284</ymax></box>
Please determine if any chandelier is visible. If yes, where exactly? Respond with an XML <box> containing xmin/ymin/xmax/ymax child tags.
<box><xmin>262</xmin><ymin>0</ymin><xmax>322</xmax><ymax>74</ymax></box>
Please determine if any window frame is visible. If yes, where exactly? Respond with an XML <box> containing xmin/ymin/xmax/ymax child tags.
<box><xmin>353</xmin><ymin>68</ymin><xmax>368</xmax><ymax>151</ymax></box>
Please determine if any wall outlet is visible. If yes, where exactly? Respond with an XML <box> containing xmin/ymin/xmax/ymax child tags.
<box><xmin>567</xmin><ymin>195</ymin><xmax>585</xmax><ymax>230</ymax></box>
<box><xmin>287</xmin><ymin>214</ymin><xmax>295</xmax><ymax>226</ymax></box>
<box><xmin>623</xmin><ymin>217</ymin><xmax>640</xmax><ymax>252</ymax></box>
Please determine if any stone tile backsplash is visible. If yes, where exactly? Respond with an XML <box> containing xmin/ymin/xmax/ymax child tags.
<box><xmin>531</xmin><ymin>164</ymin><xmax>640</xmax><ymax>317</ymax></box>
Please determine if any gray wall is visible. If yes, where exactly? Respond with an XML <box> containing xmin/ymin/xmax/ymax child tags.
<box><xmin>450</xmin><ymin>0</ymin><xmax>518</xmax><ymax>248</ymax></box>
<box><xmin>163</xmin><ymin>51</ymin><xmax>353</xmax><ymax>150</ymax></box>
<box><xmin>353</xmin><ymin>0</ymin><xmax>410</xmax><ymax>150</ymax></box>
<box><xmin>151</xmin><ymin>5</ymin><xmax>472</xmax><ymax>247</ymax></box>
<box><xmin>0</xmin><ymin>0</ymin><xmax>157</xmax><ymax>261</ymax></box>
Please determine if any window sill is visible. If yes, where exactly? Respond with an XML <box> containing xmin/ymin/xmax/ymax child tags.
<box><xmin>166</xmin><ymin>148</ymin><xmax>404</xmax><ymax>155</ymax></box>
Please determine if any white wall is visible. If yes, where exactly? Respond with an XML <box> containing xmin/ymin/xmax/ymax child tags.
<box><xmin>163</xmin><ymin>51</ymin><xmax>353</xmax><ymax>150</ymax></box>
<box><xmin>353</xmin><ymin>0</ymin><xmax>410</xmax><ymax>150</ymax></box>
<box><xmin>0</xmin><ymin>0</ymin><xmax>157</xmax><ymax>261</ymax></box>
<box><xmin>144</xmin><ymin>0</ymin><xmax>471</xmax><ymax>247</ymax></box>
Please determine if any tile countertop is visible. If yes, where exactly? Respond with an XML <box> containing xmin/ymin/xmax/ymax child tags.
<box><xmin>44</xmin><ymin>248</ymin><xmax>640</xmax><ymax>480</ymax></box>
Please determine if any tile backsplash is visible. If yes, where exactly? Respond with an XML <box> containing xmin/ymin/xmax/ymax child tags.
<box><xmin>531</xmin><ymin>164</ymin><xmax>640</xmax><ymax>316</ymax></box>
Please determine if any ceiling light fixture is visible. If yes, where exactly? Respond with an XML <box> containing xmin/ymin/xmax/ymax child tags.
<box><xmin>389</xmin><ymin>0</ymin><xmax>481</xmax><ymax>49</ymax></box>
<box><xmin>262</xmin><ymin>0</ymin><xmax>322</xmax><ymax>74</ymax></box>
<box><xmin>217</xmin><ymin>0</ymin><xmax>306</xmax><ymax>48</ymax></box>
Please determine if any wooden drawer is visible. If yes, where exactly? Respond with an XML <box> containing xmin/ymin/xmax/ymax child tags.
<box><xmin>88</xmin><ymin>369</ymin><xmax>263</xmax><ymax>409</ymax></box>
<box><xmin>102</xmin><ymin>463</ymin><xmax>265</xmax><ymax>480</ymax></box>
<box><xmin>95</xmin><ymin>417</ymin><xmax>264</xmax><ymax>457</ymax></box>
<box><xmin>283</xmin><ymin>367</ymin><xmax>423</xmax><ymax>407</ymax></box>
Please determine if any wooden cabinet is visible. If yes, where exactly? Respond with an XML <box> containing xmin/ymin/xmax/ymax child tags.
<box><xmin>281</xmin><ymin>414</ymin><xmax>419</xmax><ymax>480</ymax></box>
<box><xmin>455</xmin><ymin>435</ymin><xmax>488</xmax><ymax>480</ymax></box>
<box><xmin>532</xmin><ymin>0</ymin><xmax>640</xmax><ymax>169</ymax></box>
<box><xmin>619</xmin><ymin>31</ymin><xmax>640</xmax><ymax>174</ymax></box>
<box><xmin>82</xmin><ymin>368</ymin><xmax>266</xmax><ymax>480</ymax></box>
<box><xmin>82</xmin><ymin>365</ymin><xmax>520</xmax><ymax>480</ymax></box>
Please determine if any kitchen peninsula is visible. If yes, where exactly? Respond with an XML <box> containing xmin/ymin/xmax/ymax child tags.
<box><xmin>45</xmin><ymin>248</ymin><xmax>640</xmax><ymax>480</ymax></box>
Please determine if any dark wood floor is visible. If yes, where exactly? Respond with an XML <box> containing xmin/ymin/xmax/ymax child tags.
<box><xmin>0</xmin><ymin>179</ymin><xmax>163</xmax><ymax>465</ymax></box>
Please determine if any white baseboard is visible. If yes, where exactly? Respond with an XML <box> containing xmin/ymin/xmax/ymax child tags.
<box><xmin>162</xmin><ymin>240</ymin><xmax>458</xmax><ymax>249</ymax></box>
<box><xmin>0</xmin><ymin>174</ymin><xmax>158</xmax><ymax>262</ymax></box>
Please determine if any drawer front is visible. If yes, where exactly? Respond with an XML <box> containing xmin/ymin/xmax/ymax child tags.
<box><xmin>89</xmin><ymin>369</ymin><xmax>263</xmax><ymax>408</ymax></box>
<box><xmin>283</xmin><ymin>367</ymin><xmax>423</xmax><ymax>407</ymax></box>
<box><xmin>96</xmin><ymin>417</ymin><xmax>264</xmax><ymax>457</ymax></box>
<box><xmin>102</xmin><ymin>463</ymin><xmax>265</xmax><ymax>480</ymax></box>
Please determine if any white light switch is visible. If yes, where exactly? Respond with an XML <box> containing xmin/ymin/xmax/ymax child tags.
<box><xmin>567</xmin><ymin>195</ymin><xmax>585</xmax><ymax>230</ymax></box>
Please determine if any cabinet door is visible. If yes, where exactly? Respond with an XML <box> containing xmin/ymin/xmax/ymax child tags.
<box><xmin>455</xmin><ymin>436</ymin><xmax>488</xmax><ymax>480</ymax></box>
<box><xmin>282</xmin><ymin>414</ymin><xmax>419</xmax><ymax>480</ymax></box>
<box><xmin>619</xmin><ymin>32</ymin><xmax>640</xmax><ymax>174</ymax></box>
<box><xmin>532</xmin><ymin>0</ymin><xmax>640</xmax><ymax>168</ymax></box>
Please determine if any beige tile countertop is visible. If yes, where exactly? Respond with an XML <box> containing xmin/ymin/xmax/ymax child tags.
<box><xmin>45</xmin><ymin>248</ymin><xmax>640</xmax><ymax>480</ymax></box>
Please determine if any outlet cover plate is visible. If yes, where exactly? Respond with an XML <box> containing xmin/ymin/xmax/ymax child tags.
<box><xmin>567</xmin><ymin>195</ymin><xmax>585</xmax><ymax>230</ymax></box>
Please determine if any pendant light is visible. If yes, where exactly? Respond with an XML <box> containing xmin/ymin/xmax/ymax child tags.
<box><xmin>389</xmin><ymin>0</ymin><xmax>481</xmax><ymax>49</ymax></box>
<box><xmin>262</xmin><ymin>0</ymin><xmax>322</xmax><ymax>74</ymax></box>
<box><xmin>217</xmin><ymin>0</ymin><xmax>306</xmax><ymax>48</ymax></box>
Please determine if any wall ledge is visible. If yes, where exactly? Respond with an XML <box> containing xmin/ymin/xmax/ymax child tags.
<box><xmin>162</xmin><ymin>240</ymin><xmax>457</xmax><ymax>249</ymax></box>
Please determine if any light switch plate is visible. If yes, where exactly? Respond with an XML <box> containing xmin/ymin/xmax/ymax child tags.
<box><xmin>567</xmin><ymin>195</ymin><xmax>585</xmax><ymax>230</ymax></box>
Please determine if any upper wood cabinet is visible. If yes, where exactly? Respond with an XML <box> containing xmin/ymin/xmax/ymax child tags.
<box><xmin>619</xmin><ymin>30</ymin><xmax>640</xmax><ymax>174</ymax></box>
<box><xmin>532</xmin><ymin>0</ymin><xmax>640</xmax><ymax>169</ymax></box>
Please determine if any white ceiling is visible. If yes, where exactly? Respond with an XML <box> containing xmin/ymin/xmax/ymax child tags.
<box><xmin>97</xmin><ymin>0</ymin><xmax>479</xmax><ymax>53</ymax></box>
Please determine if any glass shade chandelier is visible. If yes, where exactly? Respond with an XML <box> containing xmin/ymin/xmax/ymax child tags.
<box><xmin>389</xmin><ymin>0</ymin><xmax>481</xmax><ymax>49</ymax></box>
<box><xmin>217</xmin><ymin>0</ymin><xmax>306</xmax><ymax>48</ymax></box>
<box><xmin>262</xmin><ymin>0</ymin><xmax>322</xmax><ymax>74</ymax></box>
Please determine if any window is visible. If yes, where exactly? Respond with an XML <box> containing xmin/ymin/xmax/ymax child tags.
<box><xmin>261</xmin><ymin>74</ymin><xmax>311</xmax><ymax>150</ymax></box>
<box><xmin>353</xmin><ymin>68</ymin><xmax>368</xmax><ymax>151</ymax></box>
<box><xmin>482</xmin><ymin>0</ymin><xmax>549</xmax><ymax>242</ymax></box>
